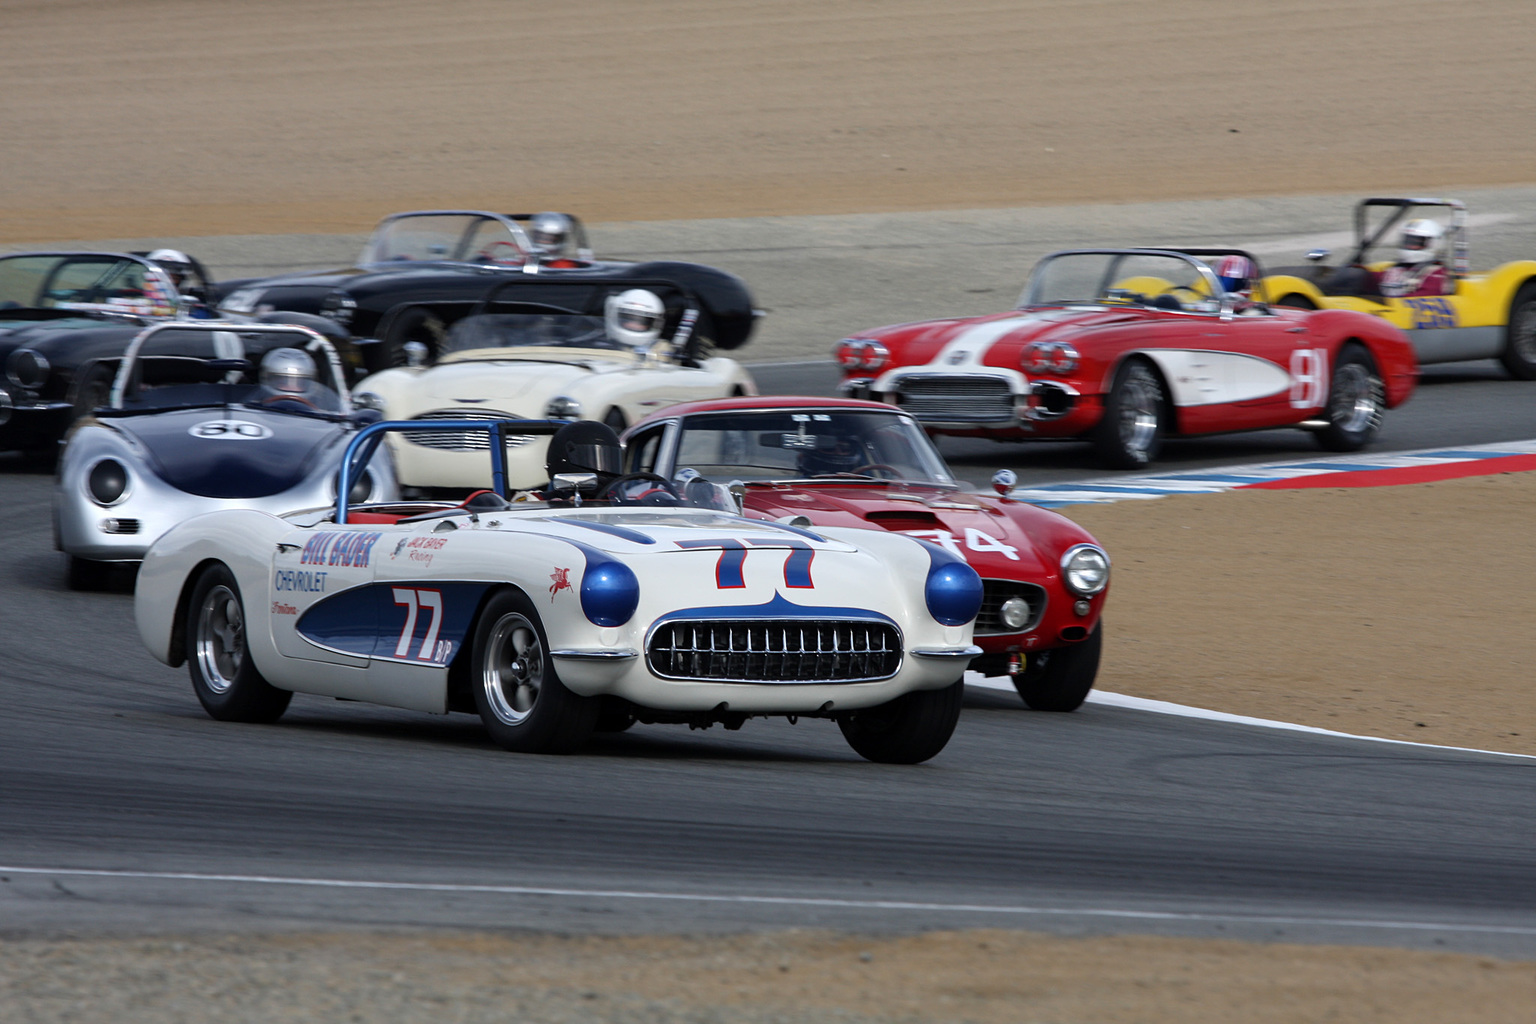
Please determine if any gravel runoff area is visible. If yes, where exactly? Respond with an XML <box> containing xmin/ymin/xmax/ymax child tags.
<box><xmin>4</xmin><ymin>2</ymin><xmax>1536</xmax><ymax>1021</ymax></box>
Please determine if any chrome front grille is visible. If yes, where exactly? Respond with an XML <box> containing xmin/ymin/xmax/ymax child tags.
<box><xmin>401</xmin><ymin>409</ymin><xmax>535</xmax><ymax>451</ymax></box>
<box><xmin>647</xmin><ymin>619</ymin><xmax>902</xmax><ymax>683</ymax></box>
<box><xmin>894</xmin><ymin>374</ymin><xmax>1017</xmax><ymax>423</ymax></box>
<box><xmin>975</xmin><ymin>579</ymin><xmax>1047</xmax><ymax>636</ymax></box>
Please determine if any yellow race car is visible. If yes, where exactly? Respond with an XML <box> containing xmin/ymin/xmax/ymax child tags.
<box><xmin>1262</xmin><ymin>198</ymin><xmax>1536</xmax><ymax>378</ymax></box>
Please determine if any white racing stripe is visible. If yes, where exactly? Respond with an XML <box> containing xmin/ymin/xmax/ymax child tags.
<box><xmin>2</xmin><ymin>864</ymin><xmax>1534</xmax><ymax>937</ymax></box>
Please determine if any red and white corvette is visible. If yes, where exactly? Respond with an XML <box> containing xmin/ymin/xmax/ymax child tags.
<box><xmin>836</xmin><ymin>248</ymin><xmax>1419</xmax><ymax>468</ymax></box>
<box><xmin>623</xmin><ymin>397</ymin><xmax>1110</xmax><ymax>711</ymax></box>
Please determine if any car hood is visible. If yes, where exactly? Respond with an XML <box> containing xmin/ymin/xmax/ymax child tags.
<box><xmin>110</xmin><ymin>407</ymin><xmax>346</xmax><ymax>498</ymax></box>
<box><xmin>743</xmin><ymin>482</ymin><xmax>1066</xmax><ymax>573</ymax></box>
<box><xmin>362</xmin><ymin>356</ymin><xmax>626</xmax><ymax>412</ymax></box>
<box><xmin>862</xmin><ymin>307</ymin><xmax>1145</xmax><ymax>367</ymax></box>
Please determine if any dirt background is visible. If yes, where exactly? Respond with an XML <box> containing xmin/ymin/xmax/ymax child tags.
<box><xmin>4</xmin><ymin>1</ymin><xmax>1536</xmax><ymax>1020</ymax></box>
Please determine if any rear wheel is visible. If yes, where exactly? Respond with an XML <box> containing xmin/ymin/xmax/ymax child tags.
<box><xmin>185</xmin><ymin>564</ymin><xmax>292</xmax><ymax>722</ymax></box>
<box><xmin>837</xmin><ymin>679</ymin><xmax>963</xmax><ymax>764</ymax></box>
<box><xmin>1315</xmin><ymin>344</ymin><xmax>1384</xmax><ymax>452</ymax></box>
<box><xmin>471</xmin><ymin>590</ymin><xmax>597</xmax><ymax>753</ymax></box>
<box><xmin>1499</xmin><ymin>283</ymin><xmax>1536</xmax><ymax>380</ymax></box>
<box><xmin>1275</xmin><ymin>293</ymin><xmax>1317</xmax><ymax>310</ymax></box>
<box><xmin>1093</xmin><ymin>359</ymin><xmax>1165</xmax><ymax>469</ymax></box>
<box><xmin>1011</xmin><ymin>626</ymin><xmax>1102</xmax><ymax>712</ymax></box>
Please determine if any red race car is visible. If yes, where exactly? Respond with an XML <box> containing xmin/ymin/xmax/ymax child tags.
<box><xmin>835</xmin><ymin>248</ymin><xmax>1419</xmax><ymax>468</ymax></box>
<box><xmin>622</xmin><ymin>397</ymin><xmax>1110</xmax><ymax>711</ymax></box>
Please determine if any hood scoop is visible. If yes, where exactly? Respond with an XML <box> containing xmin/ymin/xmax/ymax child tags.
<box><xmin>864</xmin><ymin>509</ymin><xmax>944</xmax><ymax>532</ymax></box>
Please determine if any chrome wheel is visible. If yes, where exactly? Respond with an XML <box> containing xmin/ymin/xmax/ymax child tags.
<box><xmin>195</xmin><ymin>585</ymin><xmax>245</xmax><ymax>695</ymax></box>
<box><xmin>1502</xmin><ymin>285</ymin><xmax>1536</xmax><ymax>380</ymax></box>
<box><xmin>1327</xmin><ymin>361</ymin><xmax>1380</xmax><ymax>436</ymax></box>
<box><xmin>1117</xmin><ymin>368</ymin><xmax>1163</xmax><ymax>458</ymax></box>
<box><xmin>480</xmin><ymin>612</ymin><xmax>544</xmax><ymax>726</ymax></box>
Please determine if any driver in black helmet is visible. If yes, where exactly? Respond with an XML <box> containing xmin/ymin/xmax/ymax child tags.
<box><xmin>795</xmin><ymin>432</ymin><xmax>868</xmax><ymax>477</ymax></box>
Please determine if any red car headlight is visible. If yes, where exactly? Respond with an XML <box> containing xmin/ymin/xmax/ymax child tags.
<box><xmin>1022</xmin><ymin>342</ymin><xmax>1078</xmax><ymax>375</ymax></box>
<box><xmin>835</xmin><ymin>339</ymin><xmax>889</xmax><ymax>372</ymax></box>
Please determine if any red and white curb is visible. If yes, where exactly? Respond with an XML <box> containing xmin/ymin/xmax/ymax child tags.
<box><xmin>1007</xmin><ymin>438</ymin><xmax>1536</xmax><ymax>507</ymax></box>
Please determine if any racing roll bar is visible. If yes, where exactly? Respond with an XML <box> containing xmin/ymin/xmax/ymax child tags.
<box><xmin>335</xmin><ymin>418</ymin><xmax>572</xmax><ymax>524</ymax></box>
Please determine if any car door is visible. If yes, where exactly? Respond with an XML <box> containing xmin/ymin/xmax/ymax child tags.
<box><xmin>268</xmin><ymin>522</ymin><xmax>381</xmax><ymax>673</ymax></box>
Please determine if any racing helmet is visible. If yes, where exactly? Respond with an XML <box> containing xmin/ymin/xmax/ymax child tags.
<box><xmin>1213</xmin><ymin>254</ymin><xmax>1256</xmax><ymax>293</ymax></box>
<box><xmin>796</xmin><ymin>434</ymin><xmax>866</xmax><ymax>477</ymax></box>
<box><xmin>259</xmin><ymin>347</ymin><xmax>317</xmax><ymax>393</ymax></box>
<box><xmin>147</xmin><ymin>247</ymin><xmax>193</xmax><ymax>285</ymax></box>
<box><xmin>545</xmin><ymin>420</ymin><xmax>624</xmax><ymax>482</ymax></box>
<box><xmin>1397</xmin><ymin>219</ymin><xmax>1444</xmax><ymax>265</ymax></box>
<box><xmin>604</xmin><ymin>289</ymin><xmax>666</xmax><ymax>347</ymax></box>
<box><xmin>528</xmin><ymin>212</ymin><xmax>571</xmax><ymax>257</ymax></box>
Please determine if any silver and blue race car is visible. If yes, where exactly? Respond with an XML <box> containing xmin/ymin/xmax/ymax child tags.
<box><xmin>132</xmin><ymin>419</ymin><xmax>984</xmax><ymax>762</ymax></box>
<box><xmin>55</xmin><ymin>322</ymin><xmax>397</xmax><ymax>589</ymax></box>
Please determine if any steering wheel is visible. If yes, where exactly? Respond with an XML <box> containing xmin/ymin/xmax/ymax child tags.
<box><xmin>475</xmin><ymin>240</ymin><xmax>524</xmax><ymax>264</ymax></box>
<box><xmin>1165</xmin><ymin>285</ymin><xmax>1205</xmax><ymax>300</ymax></box>
<box><xmin>594</xmin><ymin>471</ymin><xmax>681</xmax><ymax>503</ymax></box>
<box><xmin>261</xmin><ymin>392</ymin><xmax>319</xmax><ymax>410</ymax></box>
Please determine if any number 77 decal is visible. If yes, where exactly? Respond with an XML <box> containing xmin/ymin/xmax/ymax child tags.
<box><xmin>392</xmin><ymin>587</ymin><xmax>444</xmax><ymax>660</ymax></box>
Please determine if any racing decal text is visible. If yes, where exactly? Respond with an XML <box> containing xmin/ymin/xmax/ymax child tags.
<box><xmin>271</xmin><ymin>601</ymin><xmax>297</xmax><ymax>616</ymax></box>
<box><xmin>904</xmin><ymin>528</ymin><xmax>1020</xmax><ymax>561</ymax></box>
<box><xmin>274</xmin><ymin>568</ymin><xmax>328</xmax><ymax>593</ymax></box>
<box><xmin>1404</xmin><ymin>296</ymin><xmax>1457</xmax><ymax>330</ymax></box>
<box><xmin>392</xmin><ymin>587</ymin><xmax>450</xmax><ymax>662</ymax></box>
<box><xmin>299</xmin><ymin>531</ymin><xmax>384</xmax><ymax>568</ymax></box>
<box><xmin>549</xmin><ymin>567</ymin><xmax>572</xmax><ymax>599</ymax></box>
<box><xmin>676</xmin><ymin>538</ymin><xmax>816</xmax><ymax>588</ymax></box>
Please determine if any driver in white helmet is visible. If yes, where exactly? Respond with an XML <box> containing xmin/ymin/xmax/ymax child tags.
<box><xmin>1378</xmin><ymin>219</ymin><xmax>1450</xmax><ymax>298</ymax></box>
<box><xmin>255</xmin><ymin>346</ymin><xmax>335</xmax><ymax>410</ymax></box>
<box><xmin>146</xmin><ymin>248</ymin><xmax>212</xmax><ymax>317</ymax></box>
<box><xmin>528</xmin><ymin>212</ymin><xmax>582</xmax><ymax>268</ymax></box>
<box><xmin>605</xmin><ymin>289</ymin><xmax>667</xmax><ymax>350</ymax></box>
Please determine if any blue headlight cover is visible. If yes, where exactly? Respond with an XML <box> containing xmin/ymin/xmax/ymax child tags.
<box><xmin>579</xmin><ymin>556</ymin><xmax>640</xmax><ymax>627</ymax></box>
<box><xmin>920</xmin><ymin>542</ymin><xmax>983</xmax><ymax>626</ymax></box>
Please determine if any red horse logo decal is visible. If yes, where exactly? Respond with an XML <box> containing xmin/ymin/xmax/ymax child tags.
<box><xmin>549</xmin><ymin>567</ymin><xmax>572</xmax><ymax>600</ymax></box>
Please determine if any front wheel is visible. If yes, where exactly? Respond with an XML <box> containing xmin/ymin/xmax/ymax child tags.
<box><xmin>1499</xmin><ymin>283</ymin><xmax>1536</xmax><ymax>380</ymax></box>
<box><xmin>1011</xmin><ymin>626</ymin><xmax>1102</xmax><ymax>712</ymax></box>
<box><xmin>1093</xmin><ymin>359</ymin><xmax>1165</xmax><ymax>469</ymax></box>
<box><xmin>1315</xmin><ymin>345</ymin><xmax>1384</xmax><ymax>452</ymax></box>
<box><xmin>379</xmin><ymin>308</ymin><xmax>447</xmax><ymax>369</ymax></box>
<box><xmin>837</xmin><ymin>679</ymin><xmax>963</xmax><ymax>764</ymax></box>
<box><xmin>471</xmin><ymin>590</ymin><xmax>597</xmax><ymax>753</ymax></box>
<box><xmin>185</xmin><ymin>564</ymin><xmax>292</xmax><ymax>722</ymax></box>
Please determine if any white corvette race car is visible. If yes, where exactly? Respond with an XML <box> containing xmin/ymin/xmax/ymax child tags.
<box><xmin>133</xmin><ymin>419</ymin><xmax>983</xmax><ymax>762</ymax></box>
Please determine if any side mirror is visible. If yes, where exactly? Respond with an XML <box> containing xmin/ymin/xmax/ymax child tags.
<box><xmin>403</xmin><ymin>341</ymin><xmax>428</xmax><ymax>368</ymax></box>
<box><xmin>991</xmin><ymin>469</ymin><xmax>1017</xmax><ymax>496</ymax></box>
<box><xmin>728</xmin><ymin>479</ymin><xmax>746</xmax><ymax>513</ymax></box>
<box><xmin>1305</xmin><ymin>248</ymin><xmax>1331</xmax><ymax>263</ymax></box>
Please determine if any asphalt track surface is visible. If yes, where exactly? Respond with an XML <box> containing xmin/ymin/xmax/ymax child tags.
<box><xmin>4</xmin><ymin>190</ymin><xmax>1536</xmax><ymax>955</ymax></box>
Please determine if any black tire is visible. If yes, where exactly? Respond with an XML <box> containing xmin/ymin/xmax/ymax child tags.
<box><xmin>601</xmin><ymin>406</ymin><xmax>627</xmax><ymax>432</ymax></box>
<box><xmin>1315</xmin><ymin>344</ymin><xmax>1384</xmax><ymax>452</ymax></box>
<box><xmin>1499</xmin><ymin>282</ymin><xmax>1536</xmax><ymax>380</ymax></box>
<box><xmin>837</xmin><ymin>679</ymin><xmax>964</xmax><ymax>764</ymax></box>
<box><xmin>1275</xmin><ymin>294</ymin><xmax>1317</xmax><ymax>310</ymax></box>
<box><xmin>470</xmin><ymin>589</ymin><xmax>597</xmax><ymax>753</ymax></box>
<box><xmin>70</xmin><ymin>363</ymin><xmax>116</xmax><ymax>420</ymax></box>
<box><xmin>184</xmin><ymin>564</ymin><xmax>292</xmax><ymax>723</ymax></box>
<box><xmin>1092</xmin><ymin>358</ymin><xmax>1165</xmax><ymax>469</ymax></box>
<box><xmin>66</xmin><ymin>555</ymin><xmax>110</xmax><ymax>592</ymax></box>
<box><xmin>1011</xmin><ymin>625</ymin><xmax>1102</xmax><ymax>712</ymax></box>
<box><xmin>379</xmin><ymin>308</ymin><xmax>447</xmax><ymax>368</ymax></box>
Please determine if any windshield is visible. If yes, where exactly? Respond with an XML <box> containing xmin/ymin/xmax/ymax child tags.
<box><xmin>672</xmin><ymin>410</ymin><xmax>954</xmax><ymax>484</ymax></box>
<box><xmin>0</xmin><ymin>253</ymin><xmax>173</xmax><ymax>316</ymax></box>
<box><xmin>361</xmin><ymin>214</ymin><xmax>524</xmax><ymax>264</ymax></box>
<box><xmin>115</xmin><ymin>329</ymin><xmax>345</xmax><ymax>416</ymax></box>
<box><xmin>441</xmin><ymin>313</ymin><xmax>627</xmax><ymax>357</ymax></box>
<box><xmin>1022</xmin><ymin>251</ymin><xmax>1221</xmax><ymax>312</ymax></box>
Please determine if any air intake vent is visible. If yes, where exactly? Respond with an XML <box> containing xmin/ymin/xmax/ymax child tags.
<box><xmin>402</xmin><ymin>409</ymin><xmax>535</xmax><ymax>451</ymax></box>
<box><xmin>648</xmin><ymin>619</ymin><xmax>902</xmax><ymax>683</ymax></box>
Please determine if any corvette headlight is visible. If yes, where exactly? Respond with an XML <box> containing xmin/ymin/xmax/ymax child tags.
<box><xmin>923</xmin><ymin>553</ymin><xmax>984</xmax><ymax>627</ymax></box>
<box><xmin>87</xmin><ymin>458</ymin><xmax>129</xmax><ymax>506</ymax></box>
<box><xmin>7</xmin><ymin>348</ymin><xmax>49</xmax><ymax>390</ymax></box>
<box><xmin>1061</xmin><ymin>544</ymin><xmax>1109</xmax><ymax>596</ymax></box>
<box><xmin>351</xmin><ymin>391</ymin><xmax>386</xmax><ymax>412</ymax></box>
<box><xmin>835</xmin><ymin>339</ymin><xmax>889</xmax><ymax>372</ymax></box>
<box><xmin>581</xmin><ymin>558</ymin><xmax>639</xmax><ymax>627</ymax></box>
<box><xmin>545</xmin><ymin>395</ymin><xmax>582</xmax><ymax>419</ymax></box>
<box><xmin>218</xmin><ymin>288</ymin><xmax>262</xmax><ymax>315</ymax></box>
